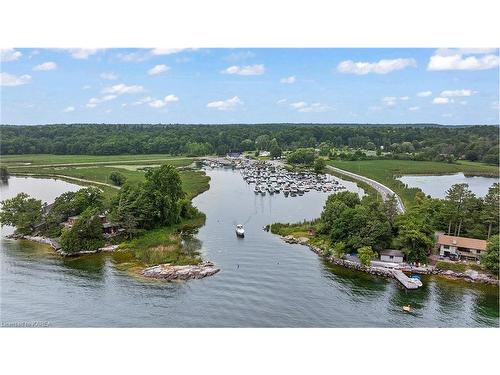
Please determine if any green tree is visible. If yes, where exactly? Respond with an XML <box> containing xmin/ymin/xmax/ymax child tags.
<box><xmin>269</xmin><ymin>139</ymin><xmax>282</xmax><ymax>158</ymax></box>
<box><xmin>314</xmin><ymin>158</ymin><xmax>326</xmax><ymax>173</ymax></box>
<box><xmin>444</xmin><ymin>183</ymin><xmax>475</xmax><ymax>236</ymax></box>
<box><xmin>481</xmin><ymin>183</ymin><xmax>499</xmax><ymax>239</ymax></box>
<box><xmin>60</xmin><ymin>209</ymin><xmax>105</xmax><ymax>254</ymax></box>
<box><xmin>0</xmin><ymin>193</ymin><xmax>42</xmax><ymax>235</ymax></box>
<box><xmin>144</xmin><ymin>164</ymin><xmax>185</xmax><ymax>226</ymax></box>
<box><xmin>383</xmin><ymin>194</ymin><xmax>399</xmax><ymax>231</ymax></box>
<box><xmin>357</xmin><ymin>246</ymin><xmax>376</xmax><ymax>266</ymax></box>
<box><xmin>0</xmin><ymin>166</ymin><xmax>9</xmax><ymax>182</ymax></box>
<box><xmin>109</xmin><ymin>171</ymin><xmax>126</xmax><ymax>186</ymax></box>
<box><xmin>481</xmin><ymin>235</ymin><xmax>499</xmax><ymax>274</ymax></box>
<box><xmin>255</xmin><ymin>134</ymin><xmax>271</xmax><ymax>151</ymax></box>
<box><xmin>395</xmin><ymin>216</ymin><xmax>434</xmax><ymax>263</ymax></box>
<box><xmin>332</xmin><ymin>241</ymin><xmax>346</xmax><ymax>259</ymax></box>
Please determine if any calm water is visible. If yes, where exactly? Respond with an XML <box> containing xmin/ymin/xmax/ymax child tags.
<box><xmin>398</xmin><ymin>173</ymin><xmax>498</xmax><ymax>199</ymax></box>
<box><xmin>0</xmin><ymin>172</ymin><xmax>498</xmax><ymax>327</ymax></box>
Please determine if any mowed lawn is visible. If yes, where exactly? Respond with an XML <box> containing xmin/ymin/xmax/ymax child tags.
<box><xmin>328</xmin><ymin>159</ymin><xmax>499</xmax><ymax>206</ymax></box>
<box><xmin>1</xmin><ymin>153</ymin><xmax>195</xmax><ymax>167</ymax></box>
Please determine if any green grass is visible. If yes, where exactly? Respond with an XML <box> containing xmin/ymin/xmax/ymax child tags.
<box><xmin>328</xmin><ymin>159</ymin><xmax>499</xmax><ymax>206</ymax></box>
<box><xmin>1</xmin><ymin>153</ymin><xmax>195</xmax><ymax>166</ymax></box>
<box><xmin>117</xmin><ymin>214</ymin><xmax>205</xmax><ymax>267</ymax></box>
<box><xmin>269</xmin><ymin>221</ymin><xmax>318</xmax><ymax>237</ymax></box>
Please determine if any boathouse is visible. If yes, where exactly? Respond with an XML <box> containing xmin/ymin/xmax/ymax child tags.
<box><xmin>437</xmin><ymin>234</ymin><xmax>487</xmax><ymax>261</ymax></box>
<box><xmin>380</xmin><ymin>249</ymin><xmax>404</xmax><ymax>263</ymax></box>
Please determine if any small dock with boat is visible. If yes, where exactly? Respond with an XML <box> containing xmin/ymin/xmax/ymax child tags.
<box><xmin>391</xmin><ymin>269</ymin><xmax>422</xmax><ymax>290</ymax></box>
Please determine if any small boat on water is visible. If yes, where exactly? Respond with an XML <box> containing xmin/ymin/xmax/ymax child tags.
<box><xmin>235</xmin><ymin>224</ymin><xmax>245</xmax><ymax>238</ymax></box>
<box><xmin>402</xmin><ymin>304</ymin><xmax>412</xmax><ymax>313</ymax></box>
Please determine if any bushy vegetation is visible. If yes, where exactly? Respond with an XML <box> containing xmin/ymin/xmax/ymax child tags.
<box><xmin>60</xmin><ymin>209</ymin><xmax>105</xmax><ymax>254</ymax></box>
<box><xmin>0</xmin><ymin>166</ymin><xmax>9</xmax><ymax>182</ymax></box>
<box><xmin>109</xmin><ymin>171</ymin><xmax>126</xmax><ymax>186</ymax></box>
<box><xmin>3</xmin><ymin>123</ymin><xmax>496</xmax><ymax>165</ymax></box>
<box><xmin>481</xmin><ymin>235</ymin><xmax>499</xmax><ymax>274</ymax></box>
<box><xmin>0</xmin><ymin>193</ymin><xmax>42</xmax><ymax>235</ymax></box>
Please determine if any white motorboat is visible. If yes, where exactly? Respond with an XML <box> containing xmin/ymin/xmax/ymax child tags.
<box><xmin>236</xmin><ymin>224</ymin><xmax>245</xmax><ymax>238</ymax></box>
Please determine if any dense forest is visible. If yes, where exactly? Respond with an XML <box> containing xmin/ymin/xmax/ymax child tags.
<box><xmin>0</xmin><ymin>123</ymin><xmax>498</xmax><ymax>164</ymax></box>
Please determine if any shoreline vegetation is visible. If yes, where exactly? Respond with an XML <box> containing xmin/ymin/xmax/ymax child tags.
<box><xmin>268</xmin><ymin>223</ymin><xmax>499</xmax><ymax>286</ymax></box>
<box><xmin>1</xmin><ymin>160</ymin><xmax>216</xmax><ymax>281</ymax></box>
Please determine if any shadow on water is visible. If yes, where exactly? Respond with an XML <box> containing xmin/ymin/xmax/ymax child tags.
<box><xmin>60</xmin><ymin>253</ymin><xmax>107</xmax><ymax>279</ymax></box>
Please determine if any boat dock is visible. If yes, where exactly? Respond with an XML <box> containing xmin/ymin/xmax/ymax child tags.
<box><xmin>391</xmin><ymin>269</ymin><xmax>421</xmax><ymax>290</ymax></box>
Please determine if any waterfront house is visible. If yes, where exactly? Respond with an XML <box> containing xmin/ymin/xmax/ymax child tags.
<box><xmin>380</xmin><ymin>249</ymin><xmax>404</xmax><ymax>263</ymax></box>
<box><xmin>437</xmin><ymin>234</ymin><xmax>487</xmax><ymax>261</ymax></box>
<box><xmin>63</xmin><ymin>214</ymin><xmax>120</xmax><ymax>237</ymax></box>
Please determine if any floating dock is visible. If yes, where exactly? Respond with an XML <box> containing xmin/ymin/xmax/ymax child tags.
<box><xmin>391</xmin><ymin>269</ymin><xmax>421</xmax><ymax>289</ymax></box>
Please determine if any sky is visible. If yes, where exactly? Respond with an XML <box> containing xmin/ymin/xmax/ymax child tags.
<box><xmin>1</xmin><ymin>48</ymin><xmax>499</xmax><ymax>125</ymax></box>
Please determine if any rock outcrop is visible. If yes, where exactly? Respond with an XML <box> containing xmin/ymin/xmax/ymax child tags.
<box><xmin>141</xmin><ymin>262</ymin><xmax>220</xmax><ymax>281</ymax></box>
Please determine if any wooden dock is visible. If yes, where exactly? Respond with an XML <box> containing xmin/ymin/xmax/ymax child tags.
<box><xmin>391</xmin><ymin>269</ymin><xmax>420</xmax><ymax>290</ymax></box>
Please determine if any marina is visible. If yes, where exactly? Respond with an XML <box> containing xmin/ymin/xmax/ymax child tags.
<box><xmin>204</xmin><ymin>157</ymin><xmax>346</xmax><ymax>198</ymax></box>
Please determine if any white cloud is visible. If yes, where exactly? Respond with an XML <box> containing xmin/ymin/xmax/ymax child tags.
<box><xmin>290</xmin><ymin>101</ymin><xmax>331</xmax><ymax>113</ymax></box>
<box><xmin>148</xmin><ymin>64</ymin><xmax>170</xmax><ymax>76</ymax></box>
<box><xmin>207</xmin><ymin>96</ymin><xmax>243</xmax><ymax>111</ymax></box>
<box><xmin>280</xmin><ymin>76</ymin><xmax>296</xmax><ymax>84</ymax></box>
<box><xmin>433</xmin><ymin>97</ymin><xmax>452</xmax><ymax>104</ymax></box>
<box><xmin>417</xmin><ymin>91</ymin><xmax>433</xmax><ymax>97</ymax></box>
<box><xmin>63</xmin><ymin>106</ymin><xmax>75</xmax><ymax>113</ymax></box>
<box><xmin>151</xmin><ymin>48</ymin><xmax>187</xmax><ymax>56</ymax></box>
<box><xmin>427</xmin><ymin>49</ymin><xmax>500</xmax><ymax>71</ymax></box>
<box><xmin>382</xmin><ymin>96</ymin><xmax>397</xmax><ymax>106</ymax></box>
<box><xmin>0</xmin><ymin>72</ymin><xmax>31</xmax><ymax>86</ymax></box>
<box><xmin>440</xmin><ymin>89</ymin><xmax>475</xmax><ymax>97</ymax></box>
<box><xmin>66</xmin><ymin>48</ymin><xmax>102</xmax><ymax>59</ymax></box>
<box><xmin>399</xmin><ymin>96</ymin><xmax>410</xmax><ymax>101</ymax></box>
<box><xmin>148</xmin><ymin>94</ymin><xmax>179</xmax><ymax>109</ymax></box>
<box><xmin>117</xmin><ymin>52</ymin><xmax>149</xmax><ymax>62</ymax></box>
<box><xmin>82</xmin><ymin>85</ymin><xmax>91</xmax><ymax>90</ymax></box>
<box><xmin>276</xmin><ymin>98</ymin><xmax>287</xmax><ymax>104</ymax></box>
<box><xmin>222</xmin><ymin>64</ymin><xmax>265</xmax><ymax>76</ymax></box>
<box><xmin>442</xmin><ymin>113</ymin><xmax>453</xmax><ymax>118</ymax></box>
<box><xmin>337</xmin><ymin>58</ymin><xmax>416</xmax><ymax>75</ymax></box>
<box><xmin>408</xmin><ymin>106</ymin><xmax>420</xmax><ymax>111</ymax></box>
<box><xmin>149</xmin><ymin>100</ymin><xmax>167</xmax><ymax>108</ymax></box>
<box><xmin>86</xmin><ymin>94</ymin><xmax>117</xmax><ymax>108</ymax></box>
<box><xmin>132</xmin><ymin>96</ymin><xmax>153</xmax><ymax>105</ymax></box>
<box><xmin>102</xmin><ymin>83</ymin><xmax>145</xmax><ymax>95</ymax></box>
<box><xmin>1</xmin><ymin>48</ymin><xmax>22</xmax><ymax>62</ymax></box>
<box><xmin>224</xmin><ymin>51</ymin><xmax>255</xmax><ymax>62</ymax></box>
<box><xmin>100</xmin><ymin>72</ymin><xmax>118</xmax><ymax>80</ymax></box>
<box><xmin>369</xmin><ymin>105</ymin><xmax>382</xmax><ymax>111</ymax></box>
<box><xmin>33</xmin><ymin>61</ymin><xmax>57</xmax><ymax>71</ymax></box>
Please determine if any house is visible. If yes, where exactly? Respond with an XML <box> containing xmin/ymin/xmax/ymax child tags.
<box><xmin>437</xmin><ymin>234</ymin><xmax>487</xmax><ymax>261</ymax></box>
<box><xmin>64</xmin><ymin>216</ymin><xmax>80</xmax><ymax>228</ymax></box>
<box><xmin>63</xmin><ymin>214</ymin><xmax>120</xmax><ymax>237</ymax></box>
<box><xmin>380</xmin><ymin>249</ymin><xmax>404</xmax><ymax>263</ymax></box>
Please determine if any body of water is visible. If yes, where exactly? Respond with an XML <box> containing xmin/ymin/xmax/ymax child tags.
<box><xmin>398</xmin><ymin>173</ymin><xmax>498</xmax><ymax>199</ymax></box>
<box><xmin>0</xmin><ymin>172</ymin><xmax>498</xmax><ymax>327</ymax></box>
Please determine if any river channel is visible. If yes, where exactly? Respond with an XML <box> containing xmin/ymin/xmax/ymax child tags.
<box><xmin>0</xmin><ymin>172</ymin><xmax>498</xmax><ymax>327</ymax></box>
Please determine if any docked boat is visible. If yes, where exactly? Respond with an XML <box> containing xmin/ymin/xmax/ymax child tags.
<box><xmin>235</xmin><ymin>224</ymin><xmax>245</xmax><ymax>238</ymax></box>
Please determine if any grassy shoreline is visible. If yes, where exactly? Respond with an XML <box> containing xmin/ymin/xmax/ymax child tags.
<box><xmin>327</xmin><ymin>159</ymin><xmax>499</xmax><ymax>206</ymax></box>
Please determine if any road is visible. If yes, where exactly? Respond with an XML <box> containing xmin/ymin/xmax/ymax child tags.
<box><xmin>326</xmin><ymin>165</ymin><xmax>405</xmax><ymax>213</ymax></box>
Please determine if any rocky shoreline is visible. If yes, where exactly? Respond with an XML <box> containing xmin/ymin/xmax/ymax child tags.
<box><xmin>8</xmin><ymin>234</ymin><xmax>118</xmax><ymax>256</ymax></box>
<box><xmin>281</xmin><ymin>235</ymin><xmax>499</xmax><ymax>286</ymax></box>
<box><xmin>141</xmin><ymin>262</ymin><xmax>220</xmax><ymax>281</ymax></box>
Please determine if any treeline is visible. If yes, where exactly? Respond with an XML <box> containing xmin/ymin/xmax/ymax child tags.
<box><xmin>317</xmin><ymin>183</ymin><xmax>499</xmax><ymax>269</ymax></box>
<box><xmin>0</xmin><ymin>123</ymin><xmax>498</xmax><ymax>164</ymax></box>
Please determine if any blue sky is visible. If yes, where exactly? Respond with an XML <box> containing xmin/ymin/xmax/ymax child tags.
<box><xmin>1</xmin><ymin>48</ymin><xmax>499</xmax><ymax>125</ymax></box>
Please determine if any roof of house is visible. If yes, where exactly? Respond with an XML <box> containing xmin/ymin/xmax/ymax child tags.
<box><xmin>437</xmin><ymin>234</ymin><xmax>487</xmax><ymax>251</ymax></box>
<box><xmin>380</xmin><ymin>249</ymin><xmax>404</xmax><ymax>257</ymax></box>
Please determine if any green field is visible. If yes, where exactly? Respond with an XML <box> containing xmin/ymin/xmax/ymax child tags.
<box><xmin>0</xmin><ymin>153</ymin><xmax>195</xmax><ymax>166</ymax></box>
<box><xmin>328</xmin><ymin>159</ymin><xmax>499</xmax><ymax>206</ymax></box>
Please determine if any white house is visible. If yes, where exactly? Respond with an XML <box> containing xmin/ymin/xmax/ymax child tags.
<box><xmin>379</xmin><ymin>249</ymin><xmax>404</xmax><ymax>263</ymax></box>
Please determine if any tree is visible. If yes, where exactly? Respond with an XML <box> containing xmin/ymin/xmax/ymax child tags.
<box><xmin>109</xmin><ymin>171</ymin><xmax>126</xmax><ymax>186</ymax></box>
<box><xmin>313</xmin><ymin>158</ymin><xmax>326</xmax><ymax>174</ymax></box>
<box><xmin>481</xmin><ymin>235</ymin><xmax>499</xmax><ymax>274</ymax></box>
<box><xmin>0</xmin><ymin>193</ymin><xmax>42</xmax><ymax>235</ymax></box>
<box><xmin>144</xmin><ymin>164</ymin><xmax>185</xmax><ymax>226</ymax></box>
<box><xmin>60</xmin><ymin>209</ymin><xmax>104</xmax><ymax>254</ymax></box>
<box><xmin>357</xmin><ymin>246</ymin><xmax>376</xmax><ymax>266</ymax></box>
<box><xmin>0</xmin><ymin>166</ymin><xmax>9</xmax><ymax>182</ymax></box>
<box><xmin>332</xmin><ymin>241</ymin><xmax>346</xmax><ymax>259</ymax></box>
<box><xmin>383</xmin><ymin>194</ymin><xmax>399</xmax><ymax>231</ymax></box>
<box><xmin>269</xmin><ymin>139</ymin><xmax>282</xmax><ymax>158</ymax></box>
<box><xmin>395</xmin><ymin>216</ymin><xmax>434</xmax><ymax>263</ymax></box>
<box><xmin>255</xmin><ymin>134</ymin><xmax>271</xmax><ymax>151</ymax></box>
<box><xmin>481</xmin><ymin>183</ymin><xmax>499</xmax><ymax>239</ymax></box>
<box><xmin>287</xmin><ymin>148</ymin><xmax>315</xmax><ymax>165</ymax></box>
<box><xmin>444</xmin><ymin>183</ymin><xmax>475</xmax><ymax>236</ymax></box>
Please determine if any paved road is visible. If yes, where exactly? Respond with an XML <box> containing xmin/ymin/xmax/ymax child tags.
<box><xmin>326</xmin><ymin>165</ymin><xmax>405</xmax><ymax>213</ymax></box>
